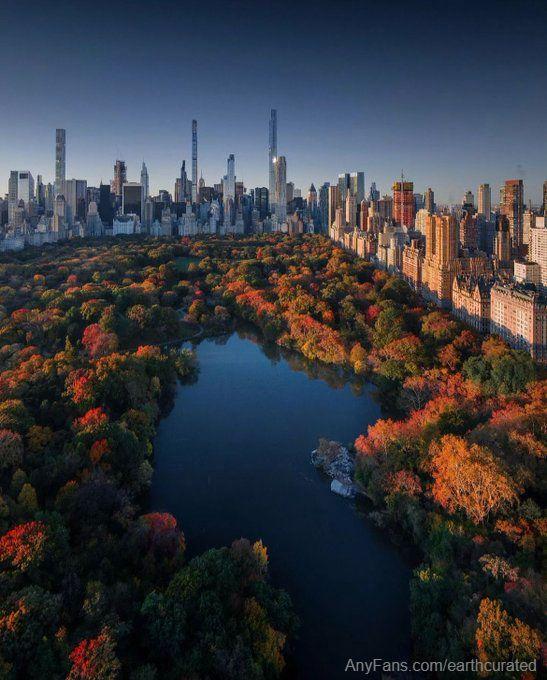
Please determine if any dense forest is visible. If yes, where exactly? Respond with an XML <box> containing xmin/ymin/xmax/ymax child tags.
<box><xmin>0</xmin><ymin>233</ymin><xmax>544</xmax><ymax>677</ymax></box>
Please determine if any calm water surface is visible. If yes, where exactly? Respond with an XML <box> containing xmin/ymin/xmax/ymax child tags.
<box><xmin>150</xmin><ymin>332</ymin><xmax>411</xmax><ymax>679</ymax></box>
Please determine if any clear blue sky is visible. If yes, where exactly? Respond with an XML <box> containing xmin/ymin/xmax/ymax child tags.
<box><xmin>1</xmin><ymin>0</ymin><xmax>546</xmax><ymax>203</ymax></box>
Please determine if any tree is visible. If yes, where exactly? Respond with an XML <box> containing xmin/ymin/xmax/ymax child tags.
<box><xmin>68</xmin><ymin>627</ymin><xmax>121</xmax><ymax>680</ymax></box>
<box><xmin>0</xmin><ymin>521</ymin><xmax>47</xmax><ymax>571</ymax></box>
<box><xmin>475</xmin><ymin>598</ymin><xmax>541</xmax><ymax>663</ymax></box>
<box><xmin>0</xmin><ymin>429</ymin><xmax>23</xmax><ymax>470</ymax></box>
<box><xmin>82</xmin><ymin>324</ymin><xmax>118</xmax><ymax>360</ymax></box>
<box><xmin>429</xmin><ymin>435</ymin><xmax>517</xmax><ymax>524</ymax></box>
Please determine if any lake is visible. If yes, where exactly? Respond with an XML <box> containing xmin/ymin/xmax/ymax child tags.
<box><xmin>150</xmin><ymin>331</ymin><xmax>411</xmax><ymax>679</ymax></box>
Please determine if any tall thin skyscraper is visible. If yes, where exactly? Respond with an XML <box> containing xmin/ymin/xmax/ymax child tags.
<box><xmin>478</xmin><ymin>183</ymin><xmax>491</xmax><ymax>220</ymax></box>
<box><xmin>501</xmin><ymin>179</ymin><xmax>524</xmax><ymax>251</ymax></box>
<box><xmin>319</xmin><ymin>182</ymin><xmax>330</xmax><ymax>233</ymax></box>
<box><xmin>140</xmin><ymin>162</ymin><xmax>149</xmax><ymax>216</ymax></box>
<box><xmin>268</xmin><ymin>109</ymin><xmax>277</xmax><ymax>212</ymax></box>
<box><xmin>181</xmin><ymin>160</ymin><xmax>188</xmax><ymax>201</ymax></box>
<box><xmin>55</xmin><ymin>129</ymin><xmax>66</xmax><ymax>196</ymax></box>
<box><xmin>273</xmin><ymin>156</ymin><xmax>287</xmax><ymax>222</ymax></box>
<box><xmin>328</xmin><ymin>185</ymin><xmax>340</xmax><ymax>230</ymax></box>
<box><xmin>424</xmin><ymin>187</ymin><xmax>435</xmax><ymax>214</ymax></box>
<box><xmin>191</xmin><ymin>120</ymin><xmax>198</xmax><ymax>203</ymax></box>
<box><xmin>225</xmin><ymin>154</ymin><xmax>235</xmax><ymax>199</ymax></box>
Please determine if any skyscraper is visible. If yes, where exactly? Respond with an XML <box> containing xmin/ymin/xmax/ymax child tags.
<box><xmin>140</xmin><ymin>162</ymin><xmax>149</xmax><ymax>217</ymax></box>
<box><xmin>328</xmin><ymin>185</ymin><xmax>340</xmax><ymax>230</ymax></box>
<box><xmin>180</xmin><ymin>160</ymin><xmax>188</xmax><ymax>201</ymax></box>
<box><xmin>98</xmin><ymin>184</ymin><xmax>114</xmax><ymax>226</ymax></box>
<box><xmin>337</xmin><ymin>173</ymin><xmax>350</xmax><ymax>203</ymax></box>
<box><xmin>422</xmin><ymin>214</ymin><xmax>459</xmax><ymax>307</ymax></box>
<box><xmin>368</xmin><ymin>182</ymin><xmax>380</xmax><ymax>202</ymax></box>
<box><xmin>307</xmin><ymin>184</ymin><xmax>317</xmax><ymax>212</ymax></box>
<box><xmin>226</xmin><ymin>154</ymin><xmax>235</xmax><ymax>199</ymax></box>
<box><xmin>8</xmin><ymin>171</ymin><xmax>18</xmax><ymax>222</ymax></box>
<box><xmin>501</xmin><ymin>179</ymin><xmax>524</xmax><ymax>251</ymax></box>
<box><xmin>254</xmin><ymin>187</ymin><xmax>269</xmax><ymax>220</ymax></box>
<box><xmin>268</xmin><ymin>109</ymin><xmax>277</xmax><ymax>212</ymax></box>
<box><xmin>542</xmin><ymin>180</ymin><xmax>547</xmax><ymax>216</ymax></box>
<box><xmin>392</xmin><ymin>180</ymin><xmax>415</xmax><ymax>227</ymax></box>
<box><xmin>36</xmin><ymin>175</ymin><xmax>45</xmax><ymax>210</ymax></box>
<box><xmin>55</xmin><ymin>129</ymin><xmax>66</xmax><ymax>196</ymax></box>
<box><xmin>478</xmin><ymin>183</ymin><xmax>491</xmax><ymax>220</ymax></box>
<box><xmin>17</xmin><ymin>171</ymin><xmax>34</xmax><ymax>206</ymax></box>
<box><xmin>345</xmin><ymin>190</ymin><xmax>356</xmax><ymax>226</ymax></box>
<box><xmin>319</xmin><ymin>182</ymin><xmax>330</xmax><ymax>233</ymax></box>
<box><xmin>191</xmin><ymin>120</ymin><xmax>198</xmax><ymax>203</ymax></box>
<box><xmin>62</xmin><ymin>179</ymin><xmax>86</xmax><ymax>224</ymax></box>
<box><xmin>122</xmin><ymin>182</ymin><xmax>142</xmax><ymax>217</ymax></box>
<box><xmin>113</xmin><ymin>160</ymin><xmax>126</xmax><ymax>198</ymax></box>
<box><xmin>424</xmin><ymin>187</ymin><xmax>435</xmax><ymax>214</ymax></box>
<box><xmin>494</xmin><ymin>214</ymin><xmax>511</xmax><ymax>265</ymax></box>
<box><xmin>273</xmin><ymin>156</ymin><xmax>287</xmax><ymax>222</ymax></box>
<box><xmin>349</xmin><ymin>172</ymin><xmax>365</xmax><ymax>203</ymax></box>
<box><xmin>463</xmin><ymin>190</ymin><xmax>475</xmax><ymax>208</ymax></box>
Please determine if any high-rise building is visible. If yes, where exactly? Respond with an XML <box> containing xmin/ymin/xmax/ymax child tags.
<box><xmin>254</xmin><ymin>187</ymin><xmax>269</xmax><ymax>220</ymax></box>
<box><xmin>16</xmin><ymin>171</ymin><xmax>34</xmax><ymax>207</ymax></box>
<box><xmin>463</xmin><ymin>190</ymin><xmax>474</xmax><ymax>208</ymax></box>
<box><xmin>36</xmin><ymin>175</ymin><xmax>45</xmax><ymax>210</ymax></box>
<box><xmin>7</xmin><ymin>171</ymin><xmax>18</xmax><ymax>222</ymax></box>
<box><xmin>543</xmin><ymin>180</ymin><xmax>547</xmax><ymax>216</ymax></box>
<box><xmin>55</xmin><ymin>128</ymin><xmax>66</xmax><ymax>196</ymax></box>
<box><xmin>122</xmin><ymin>182</ymin><xmax>142</xmax><ymax>217</ymax></box>
<box><xmin>529</xmin><ymin>223</ymin><xmax>547</xmax><ymax>289</ymax></box>
<box><xmin>523</xmin><ymin>209</ymin><xmax>535</xmax><ymax>247</ymax></box>
<box><xmin>319</xmin><ymin>182</ymin><xmax>330</xmax><ymax>233</ymax></box>
<box><xmin>359</xmin><ymin>199</ymin><xmax>369</xmax><ymax>230</ymax></box>
<box><xmin>494</xmin><ymin>215</ymin><xmax>512</xmax><ymax>266</ymax></box>
<box><xmin>179</xmin><ymin>160</ymin><xmax>188</xmax><ymax>202</ymax></box>
<box><xmin>459</xmin><ymin>209</ymin><xmax>479</xmax><ymax>250</ymax></box>
<box><xmin>501</xmin><ymin>179</ymin><xmax>524</xmax><ymax>251</ymax></box>
<box><xmin>478</xmin><ymin>183</ymin><xmax>491</xmax><ymax>220</ymax></box>
<box><xmin>368</xmin><ymin>182</ymin><xmax>380</xmax><ymax>202</ymax></box>
<box><xmin>224</xmin><ymin>154</ymin><xmax>235</xmax><ymax>200</ymax></box>
<box><xmin>86</xmin><ymin>201</ymin><xmax>103</xmax><ymax>237</ymax></box>
<box><xmin>286</xmin><ymin>182</ymin><xmax>295</xmax><ymax>204</ymax></box>
<box><xmin>337</xmin><ymin>173</ymin><xmax>350</xmax><ymax>204</ymax></box>
<box><xmin>268</xmin><ymin>109</ymin><xmax>277</xmax><ymax>210</ymax></box>
<box><xmin>45</xmin><ymin>183</ymin><xmax>54</xmax><ymax>213</ymax></box>
<box><xmin>140</xmin><ymin>162</ymin><xmax>149</xmax><ymax>216</ymax></box>
<box><xmin>422</xmin><ymin>214</ymin><xmax>459</xmax><ymax>307</ymax></box>
<box><xmin>307</xmin><ymin>184</ymin><xmax>317</xmax><ymax>212</ymax></box>
<box><xmin>191</xmin><ymin>120</ymin><xmax>198</xmax><ymax>203</ymax></box>
<box><xmin>378</xmin><ymin>195</ymin><xmax>393</xmax><ymax>221</ymax></box>
<box><xmin>62</xmin><ymin>179</ymin><xmax>87</xmax><ymax>223</ymax></box>
<box><xmin>392</xmin><ymin>180</ymin><xmax>415</xmax><ymax>227</ymax></box>
<box><xmin>424</xmin><ymin>187</ymin><xmax>435</xmax><ymax>214</ymax></box>
<box><xmin>349</xmin><ymin>172</ymin><xmax>365</xmax><ymax>203</ymax></box>
<box><xmin>98</xmin><ymin>184</ymin><xmax>114</xmax><ymax>226</ymax></box>
<box><xmin>490</xmin><ymin>283</ymin><xmax>546</xmax><ymax>362</ymax></box>
<box><xmin>328</xmin><ymin>185</ymin><xmax>340</xmax><ymax>229</ymax></box>
<box><xmin>345</xmin><ymin>190</ymin><xmax>356</xmax><ymax>226</ymax></box>
<box><xmin>273</xmin><ymin>156</ymin><xmax>287</xmax><ymax>222</ymax></box>
<box><xmin>112</xmin><ymin>160</ymin><xmax>126</xmax><ymax>198</ymax></box>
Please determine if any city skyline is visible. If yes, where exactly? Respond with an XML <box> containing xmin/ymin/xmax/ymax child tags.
<box><xmin>2</xmin><ymin>116</ymin><xmax>546</xmax><ymax>208</ymax></box>
<box><xmin>1</xmin><ymin>0</ymin><xmax>546</xmax><ymax>202</ymax></box>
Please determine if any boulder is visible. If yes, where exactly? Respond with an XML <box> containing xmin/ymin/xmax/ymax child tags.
<box><xmin>330</xmin><ymin>479</ymin><xmax>356</xmax><ymax>498</ymax></box>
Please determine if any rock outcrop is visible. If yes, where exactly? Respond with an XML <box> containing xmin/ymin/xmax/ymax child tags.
<box><xmin>311</xmin><ymin>438</ymin><xmax>356</xmax><ymax>497</ymax></box>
